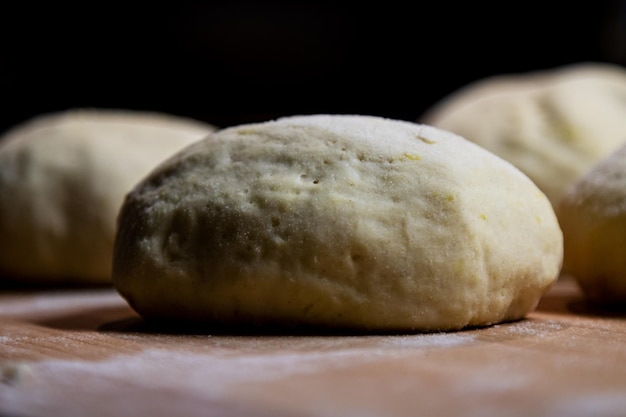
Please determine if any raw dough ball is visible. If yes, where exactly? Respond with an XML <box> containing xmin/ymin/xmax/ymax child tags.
<box><xmin>557</xmin><ymin>143</ymin><xmax>626</xmax><ymax>303</ymax></box>
<box><xmin>420</xmin><ymin>62</ymin><xmax>626</xmax><ymax>206</ymax></box>
<box><xmin>0</xmin><ymin>108</ymin><xmax>215</xmax><ymax>284</ymax></box>
<box><xmin>113</xmin><ymin>114</ymin><xmax>563</xmax><ymax>332</ymax></box>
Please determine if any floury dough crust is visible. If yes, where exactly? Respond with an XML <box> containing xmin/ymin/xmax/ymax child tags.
<box><xmin>420</xmin><ymin>63</ymin><xmax>626</xmax><ymax>206</ymax></box>
<box><xmin>558</xmin><ymin>144</ymin><xmax>626</xmax><ymax>303</ymax></box>
<box><xmin>113</xmin><ymin>115</ymin><xmax>563</xmax><ymax>332</ymax></box>
<box><xmin>0</xmin><ymin>109</ymin><xmax>215</xmax><ymax>284</ymax></box>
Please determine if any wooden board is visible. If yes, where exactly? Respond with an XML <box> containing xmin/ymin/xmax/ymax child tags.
<box><xmin>1</xmin><ymin>276</ymin><xmax>626</xmax><ymax>417</ymax></box>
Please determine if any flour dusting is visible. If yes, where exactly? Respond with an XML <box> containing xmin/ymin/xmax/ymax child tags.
<box><xmin>2</xmin><ymin>331</ymin><xmax>477</xmax><ymax>400</ymax></box>
<box><xmin>0</xmin><ymin>289</ymin><xmax>125</xmax><ymax>318</ymax></box>
<box><xmin>382</xmin><ymin>333</ymin><xmax>475</xmax><ymax>348</ymax></box>
<box><xmin>495</xmin><ymin>320</ymin><xmax>566</xmax><ymax>337</ymax></box>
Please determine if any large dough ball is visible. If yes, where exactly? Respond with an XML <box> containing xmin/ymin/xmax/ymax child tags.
<box><xmin>420</xmin><ymin>63</ymin><xmax>626</xmax><ymax>206</ymax></box>
<box><xmin>113</xmin><ymin>114</ymin><xmax>563</xmax><ymax>332</ymax></box>
<box><xmin>0</xmin><ymin>108</ymin><xmax>215</xmax><ymax>284</ymax></box>
<box><xmin>557</xmin><ymin>143</ymin><xmax>626</xmax><ymax>303</ymax></box>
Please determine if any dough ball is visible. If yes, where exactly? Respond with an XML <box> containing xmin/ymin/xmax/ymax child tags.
<box><xmin>420</xmin><ymin>62</ymin><xmax>626</xmax><ymax>206</ymax></box>
<box><xmin>0</xmin><ymin>108</ymin><xmax>215</xmax><ymax>284</ymax></box>
<box><xmin>113</xmin><ymin>114</ymin><xmax>563</xmax><ymax>332</ymax></box>
<box><xmin>557</xmin><ymin>143</ymin><xmax>626</xmax><ymax>303</ymax></box>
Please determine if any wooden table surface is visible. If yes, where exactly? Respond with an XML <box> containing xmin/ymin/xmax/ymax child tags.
<box><xmin>1</xmin><ymin>275</ymin><xmax>625</xmax><ymax>417</ymax></box>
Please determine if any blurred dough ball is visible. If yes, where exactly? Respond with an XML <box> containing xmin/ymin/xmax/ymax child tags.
<box><xmin>113</xmin><ymin>114</ymin><xmax>562</xmax><ymax>332</ymax></box>
<box><xmin>420</xmin><ymin>62</ymin><xmax>626</xmax><ymax>206</ymax></box>
<box><xmin>0</xmin><ymin>108</ymin><xmax>216</xmax><ymax>284</ymax></box>
<box><xmin>557</xmin><ymin>143</ymin><xmax>626</xmax><ymax>303</ymax></box>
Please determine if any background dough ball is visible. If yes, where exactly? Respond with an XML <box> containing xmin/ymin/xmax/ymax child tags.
<box><xmin>557</xmin><ymin>143</ymin><xmax>626</xmax><ymax>303</ymax></box>
<box><xmin>113</xmin><ymin>114</ymin><xmax>563</xmax><ymax>332</ymax></box>
<box><xmin>420</xmin><ymin>62</ymin><xmax>626</xmax><ymax>206</ymax></box>
<box><xmin>0</xmin><ymin>108</ymin><xmax>215</xmax><ymax>284</ymax></box>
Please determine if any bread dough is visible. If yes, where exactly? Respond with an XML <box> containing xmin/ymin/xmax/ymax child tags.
<box><xmin>557</xmin><ymin>143</ymin><xmax>626</xmax><ymax>303</ymax></box>
<box><xmin>420</xmin><ymin>62</ymin><xmax>626</xmax><ymax>206</ymax></box>
<box><xmin>113</xmin><ymin>114</ymin><xmax>563</xmax><ymax>332</ymax></box>
<box><xmin>0</xmin><ymin>108</ymin><xmax>215</xmax><ymax>284</ymax></box>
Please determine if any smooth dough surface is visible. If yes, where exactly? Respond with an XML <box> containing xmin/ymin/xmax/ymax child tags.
<box><xmin>420</xmin><ymin>62</ymin><xmax>626</xmax><ymax>206</ymax></box>
<box><xmin>113</xmin><ymin>114</ymin><xmax>563</xmax><ymax>332</ymax></box>
<box><xmin>557</xmin><ymin>143</ymin><xmax>626</xmax><ymax>303</ymax></box>
<box><xmin>0</xmin><ymin>108</ymin><xmax>215</xmax><ymax>284</ymax></box>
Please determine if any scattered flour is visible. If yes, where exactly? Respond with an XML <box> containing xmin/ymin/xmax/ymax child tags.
<box><xmin>382</xmin><ymin>333</ymin><xmax>476</xmax><ymax>348</ymax></box>
<box><xmin>0</xmin><ymin>331</ymin><xmax>476</xmax><ymax>391</ymax></box>
<box><xmin>1</xmin><ymin>324</ymin><xmax>625</xmax><ymax>417</ymax></box>
<box><xmin>493</xmin><ymin>319</ymin><xmax>567</xmax><ymax>337</ymax></box>
<box><xmin>0</xmin><ymin>289</ymin><xmax>125</xmax><ymax>318</ymax></box>
<box><xmin>31</xmin><ymin>331</ymin><xmax>476</xmax><ymax>389</ymax></box>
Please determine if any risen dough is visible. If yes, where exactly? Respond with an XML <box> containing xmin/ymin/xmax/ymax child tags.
<box><xmin>0</xmin><ymin>109</ymin><xmax>215</xmax><ymax>284</ymax></box>
<box><xmin>420</xmin><ymin>63</ymin><xmax>626</xmax><ymax>206</ymax></box>
<box><xmin>557</xmin><ymin>143</ymin><xmax>626</xmax><ymax>303</ymax></box>
<box><xmin>113</xmin><ymin>114</ymin><xmax>563</xmax><ymax>332</ymax></box>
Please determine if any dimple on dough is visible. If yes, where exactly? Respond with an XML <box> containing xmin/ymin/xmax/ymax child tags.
<box><xmin>558</xmin><ymin>143</ymin><xmax>626</xmax><ymax>303</ymax></box>
<box><xmin>420</xmin><ymin>62</ymin><xmax>626</xmax><ymax>206</ymax></box>
<box><xmin>113</xmin><ymin>114</ymin><xmax>563</xmax><ymax>332</ymax></box>
<box><xmin>0</xmin><ymin>108</ymin><xmax>215</xmax><ymax>284</ymax></box>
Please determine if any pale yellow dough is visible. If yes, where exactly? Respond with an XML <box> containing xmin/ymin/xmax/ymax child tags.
<box><xmin>113</xmin><ymin>115</ymin><xmax>563</xmax><ymax>332</ymax></box>
<box><xmin>420</xmin><ymin>62</ymin><xmax>626</xmax><ymax>206</ymax></box>
<box><xmin>558</xmin><ymin>143</ymin><xmax>626</xmax><ymax>303</ymax></box>
<box><xmin>0</xmin><ymin>109</ymin><xmax>215</xmax><ymax>284</ymax></box>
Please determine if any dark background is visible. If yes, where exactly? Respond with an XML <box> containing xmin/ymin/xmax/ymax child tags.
<box><xmin>1</xmin><ymin>2</ymin><xmax>625</xmax><ymax>135</ymax></box>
